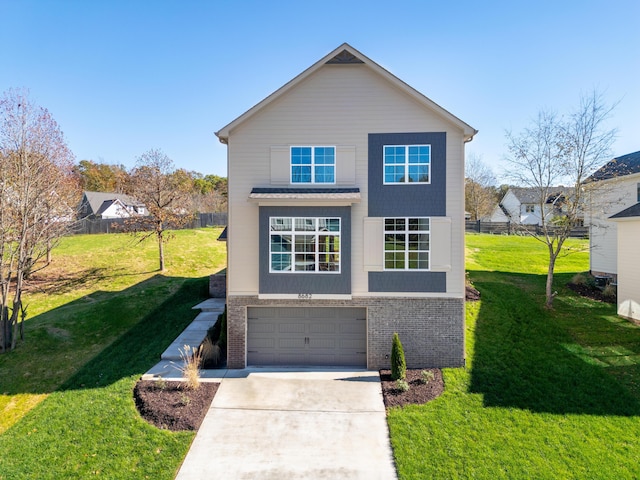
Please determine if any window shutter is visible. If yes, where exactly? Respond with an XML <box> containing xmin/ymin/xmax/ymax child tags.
<box><xmin>430</xmin><ymin>217</ymin><xmax>451</xmax><ymax>271</ymax></box>
<box><xmin>363</xmin><ymin>217</ymin><xmax>383</xmax><ymax>271</ymax></box>
<box><xmin>270</xmin><ymin>146</ymin><xmax>289</xmax><ymax>185</ymax></box>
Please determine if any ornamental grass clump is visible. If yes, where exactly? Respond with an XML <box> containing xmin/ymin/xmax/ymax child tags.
<box><xmin>391</xmin><ymin>332</ymin><xmax>406</xmax><ymax>381</ymax></box>
<box><xmin>178</xmin><ymin>345</ymin><xmax>201</xmax><ymax>390</ymax></box>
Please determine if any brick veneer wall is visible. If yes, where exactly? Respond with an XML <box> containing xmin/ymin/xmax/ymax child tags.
<box><xmin>226</xmin><ymin>295</ymin><xmax>465</xmax><ymax>369</ymax></box>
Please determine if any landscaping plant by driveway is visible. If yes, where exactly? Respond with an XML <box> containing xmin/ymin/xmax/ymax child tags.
<box><xmin>388</xmin><ymin>234</ymin><xmax>640</xmax><ymax>479</ymax></box>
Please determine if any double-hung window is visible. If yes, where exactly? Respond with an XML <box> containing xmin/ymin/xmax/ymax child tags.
<box><xmin>384</xmin><ymin>217</ymin><xmax>430</xmax><ymax>270</ymax></box>
<box><xmin>291</xmin><ymin>146</ymin><xmax>335</xmax><ymax>184</ymax></box>
<box><xmin>384</xmin><ymin>145</ymin><xmax>430</xmax><ymax>184</ymax></box>
<box><xmin>270</xmin><ymin>217</ymin><xmax>340</xmax><ymax>273</ymax></box>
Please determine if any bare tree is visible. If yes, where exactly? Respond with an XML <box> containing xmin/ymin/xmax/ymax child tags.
<box><xmin>465</xmin><ymin>154</ymin><xmax>497</xmax><ymax>221</ymax></box>
<box><xmin>125</xmin><ymin>149</ymin><xmax>194</xmax><ymax>271</ymax></box>
<box><xmin>0</xmin><ymin>89</ymin><xmax>79</xmax><ymax>352</ymax></box>
<box><xmin>505</xmin><ymin>90</ymin><xmax>617</xmax><ymax>308</ymax></box>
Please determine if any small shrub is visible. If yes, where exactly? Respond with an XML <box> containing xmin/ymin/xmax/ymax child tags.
<box><xmin>571</xmin><ymin>273</ymin><xmax>587</xmax><ymax>285</ymax></box>
<box><xmin>155</xmin><ymin>378</ymin><xmax>167</xmax><ymax>390</ymax></box>
<box><xmin>178</xmin><ymin>345</ymin><xmax>201</xmax><ymax>390</ymax></box>
<box><xmin>396</xmin><ymin>379</ymin><xmax>410</xmax><ymax>392</ymax></box>
<box><xmin>421</xmin><ymin>370</ymin><xmax>435</xmax><ymax>384</ymax></box>
<box><xmin>602</xmin><ymin>284</ymin><xmax>617</xmax><ymax>299</ymax></box>
<box><xmin>218</xmin><ymin>307</ymin><xmax>227</xmax><ymax>348</ymax></box>
<box><xmin>391</xmin><ymin>332</ymin><xmax>407</xmax><ymax>381</ymax></box>
<box><xmin>199</xmin><ymin>337</ymin><xmax>221</xmax><ymax>367</ymax></box>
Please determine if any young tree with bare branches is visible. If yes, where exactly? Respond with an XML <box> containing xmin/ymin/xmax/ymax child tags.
<box><xmin>0</xmin><ymin>89</ymin><xmax>79</xmax><ymax>352</ymax></box>
<box><xmin>465</xmin><ymin>154</ymin><xmax>497</xmax><ymax>221</ymax></box>
<box><xmin>125</xmin><ymin>149</ymin><xmax>194</xmax><ymax>271</ymax></box>
<box><xmin>505</xmin><ymin>90</ymin><xmax>617</xmax><ymax>309</ymax></box>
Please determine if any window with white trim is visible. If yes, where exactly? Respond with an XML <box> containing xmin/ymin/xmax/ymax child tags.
<box><xmin>525</xmin><ymin>205</ymin><xmax>535</xmax><ymax>213</ymax></box>
<box><xmin>291</xmin><ymin>146</ymin><xmax>335</xmax><ymax>184</ymax></box>
<box><xmin>270</xmin><ymin>217</ymin><xmax>340</xmax><ymax>273</ymax></box>
<box><xmin>384</xmin><ymin>217</ymin><xmax>430</xmax><ymax>270</ymax></box>
<box><xmin>383</xmin><ymin>145</ymin><xmax>430</xmax><ymax>184</ymax></box>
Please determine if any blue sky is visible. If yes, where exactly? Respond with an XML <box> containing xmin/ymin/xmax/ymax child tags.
<box><xmin>1</xmin><ymin>0</ymin><xmax>638</xmax><ymax>181</ymax></box>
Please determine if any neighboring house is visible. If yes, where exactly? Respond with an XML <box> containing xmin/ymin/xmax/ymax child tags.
<box><xmin>490</xmin><ymin>187</ymin><xmax>574</xmax><ymax>225</ymax></box>
<box><xmin>78</xmin><ymin>191</ymin><xmax>147</xmax><ymax>219</ymax></box>
<box><xmin>584</xmin><ymin>150</ymin><xmax>640</xmax><ymax>279</ymax></box>
<box><xmin>609</xmin><ymin>204</ymin><xmax>640</xmax><ymax>322</ymax></box>
<box><xmin>215</xmin><ymin>43</ymin><xmax>477</xmax><ymax>369</ymax></box>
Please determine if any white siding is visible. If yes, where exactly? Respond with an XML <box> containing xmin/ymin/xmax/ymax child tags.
<box><xmin>585</xmin><ymin>174</ymin><xmax>640</xmax><ymax>275</ymax></box>
<box><xmin>227</xmin><ymin>64</ymin><xmax>467</xmax><ymax>297</ymax></box>
<box><xmin>500</xmin><ymin>190</ymin><xmax>520</xmax><ymax>221</ymax></box>
<box><xmin>617</xmin><ymin>219</ymin><xmax>640</xmax><ymax>322</ymax></box>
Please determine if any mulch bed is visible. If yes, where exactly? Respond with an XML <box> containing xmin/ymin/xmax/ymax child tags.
<box><xmin>133</xmin><ymin>380</ymin><xmax>219</xmax><ymax>431</ymax></box>
<box><xmin>466</xmin><ymin>285</ymin><xmax>481</xmax><ymax>301</ymax></box>
<box><xmin>566</xmin><ymin>282</ymin><xmax>615</xmax><ymax>303</ymax></box>
<box><xmin>379</xmin><ymin>368</ymin><xmax>444</xmax><ymax>408</ymax></box>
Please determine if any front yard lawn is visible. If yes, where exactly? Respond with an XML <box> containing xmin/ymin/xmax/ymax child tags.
<box><xmin>0</xmin><ymin>228</ymin><xmax>226</xmax><ymax>479</ymax></box>
<box><xmin>388</xmin><ymin>234</ymin><xmax>640</xmax><ymax>479</ymax></box>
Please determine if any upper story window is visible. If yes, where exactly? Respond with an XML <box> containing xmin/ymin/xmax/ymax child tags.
<box><xmin>525</xmin><ymin>205</ymin><xmax>535</xmax><ymax>213</ymax></box>
<box><xmin>270</xmin><ymin>217</ymin><xmax>340</xmax><ymax>273</ymax></box>
<box><xmin>291</xmin><ymin>146</ymin><xmax>335</xmax><ymax>184</ymax></box>
<box><xmin>383</xmin><ymin>145</ymin><xmax>430</xmax><ymax>184</ymax></box>
<box><xmin>384</xmin><ymin>217</ymin><xmax>430</xmax><ymax>270</ymax></box>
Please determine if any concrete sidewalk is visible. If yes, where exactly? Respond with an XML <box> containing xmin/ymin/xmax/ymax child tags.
<box><xmin>175</xmin><ymin>369</ymin><xmax>397</xmax><ymax>480</ymax></box>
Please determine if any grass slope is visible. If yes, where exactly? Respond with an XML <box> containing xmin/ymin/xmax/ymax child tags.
<box><xmin>389</xmin><ymin>234</ymin><xmax>640</xmax><ymax>479</ymax></box>
<box><xmin>0</xmin><ymin>228</ymin><xmax>226</xmax><ymax>479</ymax></box>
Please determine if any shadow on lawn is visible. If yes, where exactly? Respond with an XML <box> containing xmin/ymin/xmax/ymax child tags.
<box><xmin>59</xmin><ymin>276</ymin><xmax>209</xmax><ymax>392</ymax></box>
<box><xmin>0</xmin><ymin>275</ymin><xmax>209</xmax><ymax>395</ymax></box>
<box><xmin>469</xmin><ymin>271</ymin><xmax>640</xmax><ymax>416</ymax></box>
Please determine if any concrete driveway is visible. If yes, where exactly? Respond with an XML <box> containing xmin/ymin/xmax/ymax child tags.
<box><xmin>175</xmin><ymin>369</ymin><xmax>397</xmax><ymax>480</ymax></box>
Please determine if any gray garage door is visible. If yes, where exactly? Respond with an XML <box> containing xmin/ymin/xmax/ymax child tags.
<box><xmin>247</xmin><ymin>307</ymin><xmax>366</xmax><ymax>367</ymax></box>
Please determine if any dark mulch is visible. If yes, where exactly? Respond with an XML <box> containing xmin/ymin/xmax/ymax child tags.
<box><xmin>133</xmin><ymin>380</ymin><xmax>219</xmax><ymax>431</ymax></box>
<box><xmin>466</xmin><ymin>285</ymin><xmax>481</xmax><ymax>301</ymax></box>
<box><xmin>379</xmin><ymin>368</ymin><xmax>444</xmax><ymax>408</ymax></box>
<box><xmin>566</xmin><ymin>282</ymin><xmax>616</xmax><ymax>304</ymax></box>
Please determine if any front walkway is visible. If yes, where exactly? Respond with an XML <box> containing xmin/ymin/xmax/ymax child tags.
<box><xmin>175</xmin><ymin>368</ymin><xmax>398</xmax><ymax>480</ymax></box>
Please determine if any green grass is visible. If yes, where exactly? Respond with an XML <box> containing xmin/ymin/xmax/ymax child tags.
<box><xmin>389</xmin><ymin>234</ymin><xmax>640</xmax><ymax>479</ymax></box>
<box><xmin>0</xmin><ymin>228</ymin><xmax>226</xmax><ymax>479</ymax></box>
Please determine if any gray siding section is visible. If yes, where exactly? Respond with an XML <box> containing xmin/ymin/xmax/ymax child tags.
<box><xmin>368</xmin><ymin>132</ymin><xmax>447</xmax><ymax>217</ymax></box>
<box><xmin>259</xmin><ymin>206</ymin><xmax>351</xmax><ymax>294</ymax></box>
<box><xmin>368</xmin><ymin>271</ymin><xmax>446</xmax><ymax>292</ymax></box>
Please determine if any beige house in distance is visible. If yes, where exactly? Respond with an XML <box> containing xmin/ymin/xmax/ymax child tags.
<box><xmin>215</xmin><ymin>43</ymin><xmax>477</xmax><ymax>369</ymax></box>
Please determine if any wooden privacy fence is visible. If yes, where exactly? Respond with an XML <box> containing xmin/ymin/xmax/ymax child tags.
<box><xmin>465</xmin><ymin>220</ymin><xmax>589</xmax><ymax>238</ymax></box>
<box><xmin>72</xmin><ymin>212</ymin><xmax>228</xmax><ymax>235</ymax></box>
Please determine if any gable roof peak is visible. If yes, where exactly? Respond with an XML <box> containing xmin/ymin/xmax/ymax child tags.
<box><xmin>215</xmin><ymin>43</ymin><xmax>477</xmax><ymax>143</ymax></box>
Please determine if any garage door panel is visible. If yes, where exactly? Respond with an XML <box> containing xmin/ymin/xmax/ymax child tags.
<box><xmin>309</xmin><ymin>338</ymin><xmax>337</xmax><ymax>349</ymax></box>
<box><xmin>279</xmin><ymin>322</ymin><xmax>306</xmax><ymax>334</ymax></box>
<box><xmin>248</xmin><ymin>337</ymin><xmax>277</xmax><ymax>349</ymax></box>
<box><xmin>279</xmin><ymin>338</ymin><xmax>306</xmax><ymax>349</ymax></box>
<box><xmin>249</xmin><ymin>322</ymin><xmax>276</xmax><ymax>334</ymax></box>
<box><xmin>247</xmin><ymin>307</ymin><xmax>366</xmax><ymax>367</ymax></box>
<box><xmin>309</xmin><ymin>323</ymin><xmax>336</xmax><ymax>334</ymax></box>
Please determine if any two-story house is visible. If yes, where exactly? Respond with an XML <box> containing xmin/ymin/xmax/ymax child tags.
<box><xmin>489</xmin><ymin>187</ymin><xmax>574</xmax><ymax>225</ymax></box>
<box><xmin>585</xmin><ymin>151</ymin><xmax>640</xmax><ymax>279</ymax></box>
<box><xmin>215</xmin><ymin>44</ymin><xmax>477</xmax><ymax>369</ymax></box>
<box><xmin>585</xmin><ymin>150</ymin><xmax>640</xmax><ymax>322</ymax></box>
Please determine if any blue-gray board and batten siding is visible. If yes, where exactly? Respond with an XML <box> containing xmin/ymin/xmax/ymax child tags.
<box><xmin>258</xmin><ymin>206</ymin><xmax>352</xmax><ymax>295</ymax></box>
<box><xmin>368</xmin><ymin>132</ymin><xmax>447</xmax><ymax>293</ymax></box>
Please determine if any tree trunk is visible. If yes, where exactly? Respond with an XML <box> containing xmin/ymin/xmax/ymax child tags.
<box><xmin>158</xmin><ymin>232</ymin><xmax>165</xmax><ymax>271</ymax></box>
<box><xmin>545</xmin><ymin>247</ymin><xmax>557</xmax><ymax>309</ymax></box>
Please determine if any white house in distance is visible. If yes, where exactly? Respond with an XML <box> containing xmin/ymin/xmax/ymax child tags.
<box><xmin>78</xmin><ymin>191</ymin><xmax>146</xmax><ymax>219</ymax></box>
<box><xmin>584</xmin><ymin>150</ymin><xmax>640</xmax><ymax>322</ymax></box>
<box><xmin>215</xmin><ymin>43</ymin><xmax>477</xmax><ymax>370</ymax></box>
<box><xmin>489</xmin><ymin>186</ymin><xmax>573</xmax><ymax>225</ymax></box>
